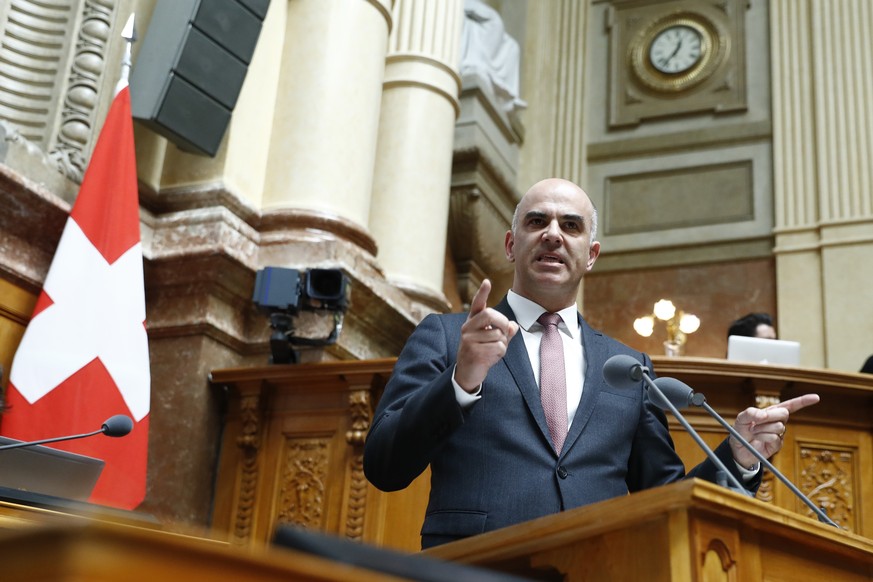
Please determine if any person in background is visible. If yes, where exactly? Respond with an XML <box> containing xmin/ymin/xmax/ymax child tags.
<box><xmin>728</xmin><ymin>312</ymin><xmax>777</xmax><ymax>340</ymax></box>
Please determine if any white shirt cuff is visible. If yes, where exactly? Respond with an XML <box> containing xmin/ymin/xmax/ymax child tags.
<box><xmin>451</xmin><ymin>366</ymin><xmax>482</xmax><ymax>408</ymax></box>
<box><xmin>735</xmin><ymin>461</ymin><xmax>761</xmax><ymax>481</ymax></box>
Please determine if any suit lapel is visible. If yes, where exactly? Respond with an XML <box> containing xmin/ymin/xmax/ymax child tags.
<box><xmin>495</xmin><ymin>298</ymin><xmax>553</xmax><ymax>447</ymax></box>
<box><xmin>561</xmin><ymin>316</ymin><xmax>606</xmax><ymax>455</ymax></box>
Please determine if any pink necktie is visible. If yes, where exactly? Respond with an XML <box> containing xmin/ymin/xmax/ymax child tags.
<box><xmin>538</xmin><ymin>312</ymin><xmax>568</xmax><ymax>453</ymax></box>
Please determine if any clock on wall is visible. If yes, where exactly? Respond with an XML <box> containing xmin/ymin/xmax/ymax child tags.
<box><xmin>606</xmin><ymin>0</ymin><xmax>748</xmax><ymax>127</ymax></box>
<box><xmin>629</xmin><ymin>14</ymin><xmax>726</xmax><ymax>94</ymax></box>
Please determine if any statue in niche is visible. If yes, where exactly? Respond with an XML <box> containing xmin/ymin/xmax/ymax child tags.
<box><xmin>460</xmin><ymin>0</ymin><xmax>527</xmax><ymax>114</ymax></box>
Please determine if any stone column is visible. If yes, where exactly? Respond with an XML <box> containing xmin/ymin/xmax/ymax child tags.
<box><xmin>368</xmin><ymin>0</ymin><xmax>464</xmax><ymax>314</ymax></box>
<box><xmin>771</xmin><ymin>0</ymin><xmax>873</xmax><ymax>370</ymax></box>
<box><xmin>520</xmin><ymin>0</ymin><xmax>588</xmax><ymax>308</ymax></box>
<box><xmin>261</xmin><ymin>0</ymin><xmax>393</xmax><ymax>232</ymax></box>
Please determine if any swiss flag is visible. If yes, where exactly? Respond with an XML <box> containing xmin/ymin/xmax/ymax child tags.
<box><xmin>1</xmin><ymin>84</ymin><xmax>149</xmax><ymax>510</ymax></box>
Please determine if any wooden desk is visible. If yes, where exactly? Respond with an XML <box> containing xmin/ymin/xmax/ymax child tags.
<box><xmin>426</xmin><ymin>479</ymin><xmax>873</xmax><ymax>581</ymax></box>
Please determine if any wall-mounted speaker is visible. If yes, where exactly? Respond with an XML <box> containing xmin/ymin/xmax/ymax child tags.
<box><xmin>130</xmin><ymin>0</ymin><xmax>270</xmax><ymax>156</ymax></box>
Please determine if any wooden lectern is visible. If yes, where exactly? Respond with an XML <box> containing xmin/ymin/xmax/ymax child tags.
<box><xmin>425</xmin><ymin>479</ymin><xmax>873</xmax><ymax>581</ymax></box>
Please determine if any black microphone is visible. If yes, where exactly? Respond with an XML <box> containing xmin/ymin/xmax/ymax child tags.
<box><xmin>652</xmin><ymin>377</ymin><xmax>839</xmax><ymax>527</ymax></box>
<box><xmin>602</xmin><ymin>355</ymin><xmax>750</xmax><ymax>496</ymax></box>
<box><xmin>0</xmin><ymin>414</ymin><xmax>134</xmax><ymax>451</ymax></box>
<box><xmin>101</xmin><ymin>414</ymin><xmax>134</xmax><ymax>437</ymax></box>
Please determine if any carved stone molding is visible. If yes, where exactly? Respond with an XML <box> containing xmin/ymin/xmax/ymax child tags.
<box><xmin>450</xmin><ymin>68</ymin><xmax>522</xmax><ymax>308</ymax></box>
<box><xmin>0</xmin><ymin>0</ymin><xmax>119</xmax><ymax>182</ymax></box>
<box><xmin>448</xmin><ymin>178</ymin><xmax>516</xmax><ymax>307</ymax></box>
<box><xmin>49</xmin><ymin>0</ymin><xmax>118</xmax><ymax>182</ymax></box>
<box><xmin>0</xmin><ymin>0</ymin><xmax>82</xmax><ymax>148</ymax></box>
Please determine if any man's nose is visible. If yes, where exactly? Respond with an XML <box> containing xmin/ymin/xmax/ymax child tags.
<box><xmin>542</xmin><ymin>220</ymin><xmax>562</xmax><ymax>242</ymax></box>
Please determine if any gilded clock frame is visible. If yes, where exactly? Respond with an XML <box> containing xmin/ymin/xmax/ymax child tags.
<box><xmin>630</xmin><ymin>14</ymin><xmax>727</xmax><ymax>94</ymax></box>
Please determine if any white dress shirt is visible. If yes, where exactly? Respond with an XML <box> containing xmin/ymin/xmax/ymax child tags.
<box><xmin>453</xmin><ymin>290</ymin><xmax>585</xmax><ymax>431</ymax></box>
<box><xmin>506</xmin><ymin>291</ymin><xmax>584</xmax><ymax>430</ymax></box>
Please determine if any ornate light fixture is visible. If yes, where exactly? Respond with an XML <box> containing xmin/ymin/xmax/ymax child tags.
<box><xmin>633</xmin><ymin>299</ymin><xmax>701</xmax><ymax>356</ymax></box>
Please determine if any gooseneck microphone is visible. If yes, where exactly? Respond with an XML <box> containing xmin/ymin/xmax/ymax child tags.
<box><xmin>653</xmin><ymin>376</ymin><xmax>839</xmax><ymax>527</ymax></box>
<box><xmin>0</xmin><ymin>414</ymin><xmax>134</xmax><ymax>451</ymax></box>
<box><xmin>602</xmin><ymin>354</ymin><xmax>751</xmax><ymax>496</ymax></box>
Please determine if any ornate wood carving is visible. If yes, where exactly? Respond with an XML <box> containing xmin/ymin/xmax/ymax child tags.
<box><xmin>799</xmin><ymin>444</ymin><xmax>855</xmax><ymax>531</ymax></box>
<box><xmin>344</xmin><ymin>389</ymin><xmax>372</xmax><ymax>540</ymax></box>
<box><xmin>756</xmin><ymin>468</ymin><xmax>775</xmax><ymax>504</ymax></box>
<box><xmin>276</xmin><ymin>438</ymin><xmax>329</xmax><ymax>529</ymax></box>
<box><xmin>232</xmin><ymin>392</ymin><xmax>262</xmax><ymax>544</ymax></box>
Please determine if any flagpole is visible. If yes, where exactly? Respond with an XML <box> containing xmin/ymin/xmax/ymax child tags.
<box><xmin>117</xmin><ymin>14</ymin><xmax>136</xmax><ymax>95</ymax></box>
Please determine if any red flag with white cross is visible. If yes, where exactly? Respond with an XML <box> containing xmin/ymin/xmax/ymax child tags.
<box><xmin>1</xmin><ymin>76</ymin><xmax>150</xmax><ymax>509</ymax></box>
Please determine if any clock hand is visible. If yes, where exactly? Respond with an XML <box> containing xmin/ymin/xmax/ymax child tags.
<box><xmin>657</xmin><ymin>39</ymin><xmax>684</xmax><ymax>69</ymax></box>
<box><xmin>666</xmin><ymin>38</ymin><xmax>683</xmax><ymax>65</ymax></box>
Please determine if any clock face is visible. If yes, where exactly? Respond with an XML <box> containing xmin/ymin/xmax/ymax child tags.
<box><xmin>629</xmin><ymin>15</ymin><xmax>721</xmax><ymax>94</ymax></box>
<box><xmin>648</xmin><ymin>25</ymin><xmax>703</xmax><ymax>74</ymax></box>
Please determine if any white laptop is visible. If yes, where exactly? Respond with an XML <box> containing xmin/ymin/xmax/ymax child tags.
<box><xmin>0</xmin><ymin>438</ymin><xmax>105</xmax><ymax>501</ymax></box>
<box><xmin>727</xmin><ymin>335</ymin><xmax>801</xmax><ymax>366</ymax></box>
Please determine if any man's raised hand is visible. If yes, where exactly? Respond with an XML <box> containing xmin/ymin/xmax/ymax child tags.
<box><xmin>455</xmin><ymin>279</ymin><xmax>519</xmax><ymax>392</ymax></box>
<box><xmin>730</xmin><ymin>394</ymin><xmax>820</xmax><ymax>468</ymax></box>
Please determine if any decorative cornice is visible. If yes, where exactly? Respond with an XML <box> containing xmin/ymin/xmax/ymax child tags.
<box><xmin>49</xmin><ymin>0</ymin><xmax>118</xmax><ymax>182</ymax></box>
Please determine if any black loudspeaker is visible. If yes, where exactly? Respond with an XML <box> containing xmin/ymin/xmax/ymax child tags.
<box><xmin>130</xmin><ymin>0</ymin><xmax>270</xmax><ymax>156</ymax></box>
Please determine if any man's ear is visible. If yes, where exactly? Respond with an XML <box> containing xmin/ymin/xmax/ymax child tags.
<box><xmin>587</xmin><ymin>240</ymin><xmax>601</xmax><ymax>270</ymax></box>
<box><xmin>505</xmin><ymin>230</ymin><xmax>514</xmax><ymax>261</ymax></box>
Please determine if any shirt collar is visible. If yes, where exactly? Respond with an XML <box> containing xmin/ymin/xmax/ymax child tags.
<box><xmin>507</xmin><ymin>290</ymin><xmax>579</xmax><ymax>339</ymax></box>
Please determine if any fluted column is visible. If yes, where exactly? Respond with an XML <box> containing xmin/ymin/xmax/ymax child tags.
<box><xmin>771</xmin><ymin>0</ymin><xmax>873</xmax><ymax>370</ymax></box>
<box><xmin>368</xmin><ymin>0</ymin><xmax>464</xmax><ymax>313</ymax></box>
<box><xmin>262</xmin><ymin>0</ymin><xmax>393</xmax><ymax>232</ymax></box>
<box><xmin>519</xmin><ymin>0</ymin><xmax>588</xmax><ymax>308</ymax></box>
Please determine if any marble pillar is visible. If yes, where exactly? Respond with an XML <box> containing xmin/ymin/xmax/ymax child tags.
<box><xmin>262</xmin><ymin>0</ymin><xmax>392</xmax><ymax>232</ymax></box>
<box><xmin>368</xmin><ymin>0</ymin><xmax>464</xmax><ymax>314</ymax></box>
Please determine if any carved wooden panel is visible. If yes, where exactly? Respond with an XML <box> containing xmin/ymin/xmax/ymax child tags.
<box><xmin>276</xmin><ymin>438</ymin><xmax>330</xmax><ymax>530</ymax></box>
<box><xmin>798</xmin><ymin>442</ymin><xmax>857</xmax><ymax>531</ymax></box>
<box><xmin>210</xmin><ymin>360</ymin><xmax>396</xmax><ymax>548</ymax></box>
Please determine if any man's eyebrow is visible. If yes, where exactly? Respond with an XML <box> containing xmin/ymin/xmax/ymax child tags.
<box><xmin>523</xmin><ymin>211</ymin><xmax>587</xmax><ymax>226</ymax></box>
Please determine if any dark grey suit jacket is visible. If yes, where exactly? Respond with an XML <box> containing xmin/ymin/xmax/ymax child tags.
<box><xmin>363</xmin><ymin>297</ymin><xmax>756</xmax><ymax>548</ymax></box>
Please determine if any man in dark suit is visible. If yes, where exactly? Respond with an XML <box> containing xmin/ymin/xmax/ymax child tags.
<box><xmin>363</xmin><ymin>178</ymin><xmax>818</xmax><ymax>549</ymax></box>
